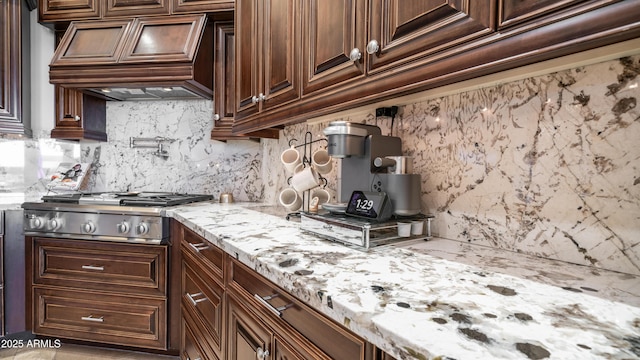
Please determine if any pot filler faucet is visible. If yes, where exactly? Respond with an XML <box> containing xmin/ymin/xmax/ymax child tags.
<box><xmin>323</xmin><ymin>121</ymin><xmax>422</xmax><ymax>216</ymax></box>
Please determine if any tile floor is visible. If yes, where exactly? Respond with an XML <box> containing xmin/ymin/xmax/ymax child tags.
<box><xmin>0</xmin><ymin>342</ymin><xmax>179</xmax><ymax>360</ymax></box>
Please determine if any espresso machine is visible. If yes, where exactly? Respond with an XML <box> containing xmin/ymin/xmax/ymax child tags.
<box><xmin>299</xmin><ymin>121</ymin><xmax>432</xmax><ymax>249</ymax></box>
<box><xmin>323</xmin><ymin>121</ymin><xmax>422</xmax><ymax>216</ymax></box>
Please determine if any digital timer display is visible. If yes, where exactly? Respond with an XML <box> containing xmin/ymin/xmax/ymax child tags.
<box><xmin>345</xmin><ymin>191</ymin><xmax>391</xmax><ymax>220</ymax></box>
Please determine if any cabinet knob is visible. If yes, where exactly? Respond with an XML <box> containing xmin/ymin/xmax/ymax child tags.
<box><xmin>252</xmin><ymin>93</ymin><xmax>266</xmax><ymax>104</ymax></box>
<box><xmin>213</xmin><ymin>113</ymin><xmax>220</xmax><ymax>121</ymax></box>
<box><xmin>349</xmin><ymin>48</ymin><xmax>362</xmax><ymax>62</ymax></box>
<box><xmin>256</xmin><ymin>347</ymin><xmax>270</xmax><ymax>359</ymax></box>
<box><xmin>74</xmin><ymin>115</ymin><xmax>81</xmax><ymax>121</ymax></box>
<box><xmin>366</xmin><ymin>39</ymin><xmax>380</xmax><ymax>55</ymax></box>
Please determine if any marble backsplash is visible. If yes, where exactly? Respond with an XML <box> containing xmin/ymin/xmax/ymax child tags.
<box><xmin>263</xmin><ymin>56</ymin><xmax>640</xmax><ymax>276</ymax></box>
<box><xmin>82</xmin><ymin>100</ymin><xmax>264</xmax><ymax>201</ymax></box>
<box><xmin>1</xmin><ymin>55</ymin><xmax>638</xmax><ymax>276</ymax></box>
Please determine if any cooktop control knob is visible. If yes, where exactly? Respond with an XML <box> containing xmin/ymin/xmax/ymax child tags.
<box><xmin>117</xmin><ymin>221</ymin><xmax>130</xmax><ymax>234</ymax></box>
<box><xmin>31</xmin><ymin>217</ymin><xmax>46</xmax><ymax>229</ymax></box>
<box><xmin>136</xmin><ymin>223</ymin><xmax>149</xmax><ymax>235</ymax></box>
<box><xmin>48</xmin><ymin>218</ymin><xmax>62</xmax><ymax>231</ymax></box>
<box><xmin>82</xmin><ymin>221</ymin><xmax>96</xmax><ymax>234</ymax></box>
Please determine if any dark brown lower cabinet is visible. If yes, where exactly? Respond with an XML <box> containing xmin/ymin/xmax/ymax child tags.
<box><xmin>177</xmin><ymin>221</ymin><xmax>396</xmax><ymax>360</ymax></box>
<box><xmin>181</xmin><ymin>247</ymin><xmax>225</xmax><ymax>359</ymax></box>
<box><xmin>26</xmin><ymin>237</ymin><xmax>172</xmax><ymax>351</ymax></box>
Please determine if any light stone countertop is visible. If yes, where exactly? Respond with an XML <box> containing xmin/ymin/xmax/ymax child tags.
<box><xmin>166</xmin><ymin>202</ymin><xmax>640</xmax><ymax>360</ymax></box>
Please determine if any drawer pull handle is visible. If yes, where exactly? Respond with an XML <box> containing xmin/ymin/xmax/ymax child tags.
<box><xmin>81</xmin><ymin>265</ymin><xmax>104</xmax><ymax>271</ymax></box>
<box><xmin>81</xmin><ymin>315</ymin><xmax>104</xmax><ymax>323</ymax></box>
<box><xmin>186</xmin><ymin>292</ymin><xmax>207</xmax><ymax>306</ymax></box>
<box><xmin>254</xmin><ymin>294</ymin><xmax>294</xmax><ymax>317</ymax></box>
<box><xmin>188</xmin><ymin>242</ymin><xmax>209</xmax><ymax>252</ymax></box>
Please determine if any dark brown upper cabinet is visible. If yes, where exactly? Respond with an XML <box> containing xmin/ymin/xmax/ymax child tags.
<box><xmin>210</xmin><ymin>21</ymin><xmax>279</xmax><ymax>141</ymax></box>
<box><xmin>49</xmin><ymin>28</ymin><xmax>107</xmax><ymax>142</ymax></box>
<box><xmin>367</xmin><ymin>0</ymin><xmax>495</xmax><ymax>74</ymax></box>
<box><xmin>104</xmin><ymin>0</ymin><xmax>171</xmax><ymax>18</ymax></box>
<box><xmin>39</xmin><ymin>0</ymin><xmax>102</xmax><ymax>25</ymax></box>
<box><xmin>38</xmin><ymin>0</ymin><xmax>234</xmax><ymax>28</ymax></box>
<box><xmin>302</xmin><ymin>0</ymin><xmax>495</xmax><ymax>95</ymax></box>
<box><xmin>498</xmin><ymin>0</ymin><xmax>587</xmax><ymax>29</ymax></box>
<box><xmin>300</xmin><ymin>0</ymin><xmax>366</xmax><ymax>95</ymax></box>
<box><xmin>235</xmin><ymin>0</ymin><xmax>301</xmax><ymax>119</ymax></box>
<box><xmin>171</xmin><ymin>0</ymin><xmax>234</xmax><ymax>14</ymax></box>
<box><xmin>51</xmin><ymin>86</ymin><xmax>107</xmax><ymax>141</ymax></box>
<box><xmin>0</xmin><ymin>0</ymin><xmax>31</xmax><ymax>137</ymax></box>
<box><xmin>232</xmin><ymin>0</ymin><xmax>640</xmax><ymax>135</ymax></box>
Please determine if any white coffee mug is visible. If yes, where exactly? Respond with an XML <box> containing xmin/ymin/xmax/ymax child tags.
<box><xmin>311</xmin><ymin>188</ymin><xmax>331</xmax><ymax>205</ymax></box>
<box><xmin>312</xmin><ymin>148</ymin><xmax>332</xmax><ymax>175</ymax></box>
<box><xmin>279</xmin><ymin>188</ymin><xmax>302</xmax><ymax>212</ymax></box>
<box><xmin>293</xmin><ymin>163</ymin><xmax>305</xmax><ymax>174</ymax></box>
<box><xmin>281</xmin><ymin>146</ymin><xmax>301</xmax><ymax>174</ymax></box>
<box><xmin>290</xmin><ymin>167</ymin><xmax>321</xmax><ymax>193</ymax></box>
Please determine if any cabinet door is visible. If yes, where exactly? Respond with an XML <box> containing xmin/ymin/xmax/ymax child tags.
<box><xmin>0</xmin><ymin>0</ymin><xmax>31</xmax><ymax>137</ymax></box>
<box><xmin>235</xmin><ymin>0</ymin><xmax>260</xmax><ymax>117</ymax></box>
<box><xmin>51</xmin><ymin>86</ymin><xmax>107</xmax><ymax>141</ymax></box>
<box><xmin>210</xmin><ymin>22</ymin><xmax>280</xmax><ymax>140</ymax></box>
<box><xmin>39</xmin><ymin>0</ymin><xmax>102</xmax><ymax>22</ymax></box>
<box><xmin>260</xmin><ymin>0</ymin><xmax>300</xmax><ymax>112</ymax></box>
<box><xmin>498</xmin><ymin>0</ymin><xmax>587</xmax><ymax>29</ymax></box>
<box><xmin>301</xmin><ymin>0</ymin><xmax>366</xmax><ymax>95</ymax></box>
<box><xmin>236</xmin><ymin>0</ymin><xmax>300</xmax><ymax>118</ymax></box>
<box><xmin>171</xmin><ymin>0</ymin><xmax>234</xmax><ymax>14</ymax></box>
<box><xmin>367</xmin><ymin>0</ymin><xmax>495</xmax><ymax>74</ymax></box>
<box><xmin>227</xmin><ymin>294</ymin><xmax>272</xmax><ymax>360</ymax></box>
<box><xmin>104</xmin><ymin>0</ymin><xmax>170</xmax><ymax>18</ymax></box>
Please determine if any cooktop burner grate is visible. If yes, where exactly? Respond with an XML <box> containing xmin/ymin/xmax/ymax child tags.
<box><xmin>42</xmin><ymin>192</ymin><xmax>213</xmax><ymax>207</ymax></box>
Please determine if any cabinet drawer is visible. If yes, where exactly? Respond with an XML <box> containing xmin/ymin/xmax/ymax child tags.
<box><xmin>229</xmin><ymin>259</ymin><xmax>368</xmax><ymax>360</ymax></box>
<box><xmin>33</xmin><ymin>238</ymin><xmax>166</xmax><ymax>296</ymax></box>
<box><xmin>181</xmin><ymin>256</ymin><xmax>224</xmax><ymax>357</ymax></box>
<box><xmin>181</xmin><ymin>227</ymin><xmax>224</xmax><ymax>281</ymax></box>
<box><xmin>33</xmin><ymin>287</ymin><xmax>166</xmax><ymax>350</ymax></box>
<box><xmin>182</xmin><ymin>309</ymin><xmax>219</xmax><ymax>360</ymax></box>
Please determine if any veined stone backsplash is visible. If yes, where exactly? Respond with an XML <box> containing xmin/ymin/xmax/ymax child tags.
<box><xmin>82</xmin><ymin>100</ymin><xmax>264</xmax><ymax>200</ymax></box>
<box><xmin>1</xmin><ymin>55</ymin><xmax>638</xmax><ymax>275</ymax></box>
<box><xmin>264</xmin><ymin>56</ymin><xmax>640</xmax><ymax>276</ymax></box>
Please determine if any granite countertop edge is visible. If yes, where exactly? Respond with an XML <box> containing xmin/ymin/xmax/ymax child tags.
<box><xmin>166</xmin><ymin>202</ymin><xmax>640</xmax><ymax>360</ymax></box>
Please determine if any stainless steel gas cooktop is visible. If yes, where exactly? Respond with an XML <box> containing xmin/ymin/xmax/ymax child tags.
<box><xmin>22</xmin><ymin>192</ymin><xmax>213</xmax><ymax>244</ymax></box>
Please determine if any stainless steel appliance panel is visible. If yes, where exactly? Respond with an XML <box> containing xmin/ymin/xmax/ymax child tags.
<box><xmin>4</xmin><ymin>209</ymin><xmax>25</xmax><ymax>335</ymax></box>
<box><xmin>23</xmin><ymin>209</ymin><xmax>168</xmax><ymax>244</ymax></box>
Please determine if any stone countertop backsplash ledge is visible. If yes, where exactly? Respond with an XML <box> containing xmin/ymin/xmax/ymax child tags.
<box><xmin>166</xmin><ymin>202</ymin><xmax>640</xmax><ymax>360</ymax></box>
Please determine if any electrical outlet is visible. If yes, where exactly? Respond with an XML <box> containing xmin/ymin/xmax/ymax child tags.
<box><xmin>375</xmin><ymin>106</ymin><xmax>398</xmax><ymax>118</ymax></box>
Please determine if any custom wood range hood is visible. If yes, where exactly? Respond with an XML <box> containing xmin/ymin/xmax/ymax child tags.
<box><xmin>49</xmin><ymin>14</ymin><xmax>213</xmax><ymax>101</ymax></box>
